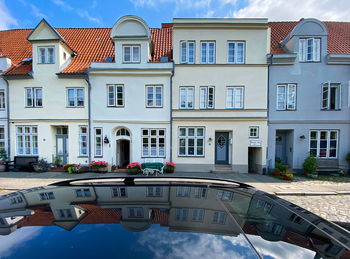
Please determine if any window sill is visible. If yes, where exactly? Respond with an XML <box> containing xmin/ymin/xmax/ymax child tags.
<box><xmin>77</xmin><ymin>156</ymin><xmax>88</xmax><ymax>158</ymax></box>
<box><xmin>146</xmin><ymin>106</ymin><xmax>163</xmax><ymax>109</ymax></box>
<box><xmin>66</xmin><ymin>106</ymin><xmax>85</xmax><ymax>108</ymax></box>
<box><xmin>25</xmin><ymin>106</ymin><xmax>43</xmax><ymax>108</ymax></box>
<box><xmin>107</xmin><ymin>106</ymin><xmax>124</xmax><ymax>108</ymax></box>
<box><xmin>178</xmin><ymin>155</ymin><xmax>205</xmax><ymax>158</ymax></box>
<box><xmin>276</xmin><ymin>109</ymin><xmax>296</xmax><ymax>111</ymax></box>
<box><xmin>320</xmin><ymin>109</ymin><xmax>341</xmax><ymax>111</ymax></box>
<box><xmin>225</xmin><ymin>108</ymin><xmax>244</xmax><ymax>110</ymax></box>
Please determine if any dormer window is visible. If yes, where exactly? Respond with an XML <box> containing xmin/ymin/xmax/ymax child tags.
<box><xmin>299</xmin><ymin>38</ymin><xmax>320</xmax><ymax>62</ymax></box>
<box><xmin>123</xmin><ymin>45</ymin><xmax>140</xmax><ymax>63</ymax></box>
<box><xmin>38</xmin><ymin>46</ymin><xmax>55</xmax><ymax>64</ymax></box>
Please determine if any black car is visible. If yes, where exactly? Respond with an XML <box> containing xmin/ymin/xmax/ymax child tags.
<box><xmin>0</xmin><ymin>176</ymin><xmax>349</xmax><ymax>258</ymax></box>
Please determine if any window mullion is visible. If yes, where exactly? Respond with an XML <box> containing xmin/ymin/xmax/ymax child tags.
<box><xmin>327</xmin><ymin>130</ymin><xmax>330</xmax><ymax>158</ymax></box>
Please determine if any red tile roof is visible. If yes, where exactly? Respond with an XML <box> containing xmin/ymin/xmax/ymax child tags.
<box><xmin>269</xmin><ymin>21</ymin><xmax>350</xmax><ymax>54</ymax></box>
<box><xmin>0</xmin><ymin>25</ymin><xmax>173</xmax><ymax>75</ymax></box>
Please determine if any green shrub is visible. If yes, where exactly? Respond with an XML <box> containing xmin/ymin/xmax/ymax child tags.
<box><xmin>275</xmin><ymin>163</ymin><xmax>288</xmax><ymax>173</ymax></box>
<box><xmin>53</xmin><ymin>156</ymin><xmax>62</xmax><ymax>167</ymax></box>
<box><xmin>303</xmin><ymin>155</ymin><xmax>317</xmax><ymax>174</ymax></box>
<box><xmin>33</xmin><ymin>158</ymin><xmax>51</xmax><ymax>172</ymax></box>
<box><xmin>0</xmin><ymin>148</ymin><xmax>8</xmax><ymax>162</ymax></box>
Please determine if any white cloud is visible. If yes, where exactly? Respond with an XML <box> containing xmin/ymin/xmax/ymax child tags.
<box><xmin>0</xmin><ymin>0</ymin><xmax>18</xmax><ymax>30</ymax></box>
<box><xmin>77</xmin><ymin>9</ymin><xmax>101</xmax><ymax>24</ymax></box>
<box><xmin>233</xmin><ymin>0</ymin><xmax>350</xmax><ymax>21</ymax></box>
<box><xmin>52</xmin><ymin>0</ymin><xmax>74</xmax><ymax>11</ymax></box>
<box><xmin>30</xmin><ymin>3</ymin><xmax>48</xmax><ymax>19</ymax></box>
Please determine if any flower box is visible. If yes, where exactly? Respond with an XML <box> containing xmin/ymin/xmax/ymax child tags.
<box><xmin>127</xmin><ymin>162</ymin><xmax>142</xmax><ymax>175</ymax></box>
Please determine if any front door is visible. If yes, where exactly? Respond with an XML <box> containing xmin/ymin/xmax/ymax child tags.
<box><xmin>215</xmin><ymin>132</ymin><xmax>229</xmax><ymax>164</ymax></box>
<box><xmin>117</xmin><ymin>140</ymin><xmax>130</xmax><ymax>168</ymax></box>
<box><xmin>56</xmin><ymin>135</ymin><xmax>68</xmax><ymax>165</ymax></box>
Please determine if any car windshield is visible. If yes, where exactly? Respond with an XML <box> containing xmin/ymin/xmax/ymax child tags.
<box><xmin>0</xmin><ymin>177</ymin><xmax>349</xmax><ymax>259</ymax></box>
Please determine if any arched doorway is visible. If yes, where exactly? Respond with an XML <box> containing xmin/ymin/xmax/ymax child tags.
<box><xmin>116</xmin><ymin>128</ymin><xmax>131</xmax><ymax>168</ymax></box>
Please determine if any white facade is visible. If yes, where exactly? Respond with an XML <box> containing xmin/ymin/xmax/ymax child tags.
<box><xmin>0</xmin><ymin>57</ymin><xmax>11</xmax><ymax>155</ymax></box>
<box><xmin>89</xmin><ymin>16</ymin><xmax>172</xmax><ymax>167</ymax></box>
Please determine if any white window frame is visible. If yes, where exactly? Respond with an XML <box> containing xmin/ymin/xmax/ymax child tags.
<box><xmin>178</xmin><ymin>127</ymin><xmax>205</xmax><ymax>157</ymax></box>
<box><xmin>146</xmin><ymin>85</ymin><xmax>163</xmax><ymax>108</ymax></box>
<box><xmin>107</xmin><ymin>84</ymin><xmax>124</xmax><ymax>107</ymax></box>
<box><xmin>146</xmin><ymin>186</ymin><xmax>163</xmax><ymax>197</ymax></box>
<box><xmin>199</xmin><ymin>86</ymin><xmax>215</xmax><ymax>109</ymax></box>
<box><xmin>212</xmin><ymin>211</ymin><xmax>227</xmax><ymax>224</ymax></box>
<box><xmin>94</xmin><ymin>127</ymin><xmax>103</xmax><ymax>157</ymax></box>
<box><xmin>128</xmin><ymin>207</ymin><xmax>144</xmax><ymax>218</ymax></box>
<box><xmin>123</xmin><ymin>45</ymin><xmax>140</xmax><ymax>63</ymax></box>
<box><xmin>176</xmin><ymin>186</ymin><xmax>190</xmax><ymax>197</ymax></box>
<box><xmin>79</xmin><ymin>126</ymin><xmax>88</xmax><ymax>157</ymax></box>
<box><xmin>0</xmin><ymin>126</ymin><xmax>5</xmax><ymax>150</ymax></box>
<box><xmin>194</xmin><ymin>187</ymin><xmax>207</xmax><ymax>199</ymax></box>
<box><xmin>175</xmin><ymin>208</ymin><xmax>188</xmax><ymax>221</ymax></box>
<box><xmin>39</xmin><ymin>192</ymin><xmax>55</xmax><ymax>200</ymax></box>
<box><xmin>217</xmin><ymin>190</ymin><xmax>233</xmax><ymax>201</ymax></box>
<box><xmin>75</xmin><ymin>188</ymin><xmax>91</xmax><ymax>197</ymax></box>
<box><xmin>321</xmin><ymin>82</ymin><xmax>341</xmax><ymax>110</ymax></box>
<box><xmin>226</xmin><ymin>86</ymin><xmax>244</xmax><ymax>109</ymax></box>
<box><xmin>111</xmin><ymin>187</ymin><xmax>127</xmax><ymax>198</ymax></box>
<box><xmin>38</xmin><ymin>46</ymin><xmax>55</xmax><ymax>64</ymax></box>
<box><xmin>67</xmin><ymin>88</ymin><xmax>84</xmax><ymax>107</ymax></box>
<box><xmin>0</xmin><ymin>90</ymin><xmax>5</xmax><ymax>109</ymax></box>
<box><xmin>299</xmin><ymin>38</ymin><xmax>320</xmax><ymax>62</ymax></box>
<box><xmin>309</xmin><ymin>130</ymin><xmax>338</xmax><ymax>158</ymax></box>
<box><xmin>25</xmin><ymin>88</ymin><xmax>42</xmax><ymax>107</ymax></box>
<box><xmin>179</xmin><ymin>87</ymin><xmax>194</xmax><ymax>109</ymax></box>
<box><xmin>201</xmin><ymin>41</ymin><xmax>215</xmax><ymax>64</ymax></box>
<box><xmin>16</xmin><ymin>126</ymin><xmax>38</xmax><ymax>156</ymax></box>
<box><xmin>141</xmin><ymin>128</ymin><xmax>166</xmax><ymax>158</ymax></box>
<box><xmin>227</xmin><ymin>41</ymin><xmax>245</xmax><ymax>64</ymax></box>
<box><xmin>191</xmin><ymin>209</ymin><xmax>204</xmax><ymax>222</ymax></box>
<box><xmin>276</xmin><ymin>84</ymin><xmax>296</xmax><ymax>110</ymax></box>
<box><xmin>249</xmin><ymin>126</ymin><xmax>259</xmax><ymax>138</ymax></box>
<box><xmin>180</xmin><ymin>40</ymin><xmax>195</xmax><ymax>64</ymax></box>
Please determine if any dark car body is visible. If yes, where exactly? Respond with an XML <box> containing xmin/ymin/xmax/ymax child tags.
<box><xmin>0</xmin><ymin>176</ymin><xmax>349</xmax><ymax>258</ymax></box>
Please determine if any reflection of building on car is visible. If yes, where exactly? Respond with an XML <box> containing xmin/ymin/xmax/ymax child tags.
<box><xmin>0</xmin><ymin>178</ymin><xmax>349</xmax><ymax>258</ymax></box>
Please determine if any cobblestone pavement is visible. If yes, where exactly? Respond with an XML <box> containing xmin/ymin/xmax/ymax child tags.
<box><xmin>280</xmin><ymin>195</ymin><xmax>350</xmax><ymax>223</ymax></box>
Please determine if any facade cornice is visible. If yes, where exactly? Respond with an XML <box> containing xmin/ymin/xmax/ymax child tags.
<box><xmin>173</xmin><ymin>117</ymin><xmax>267</xmax><ymax>121</ymax></box>
<box><xmin>93</xmin><ymin>120</ymin><xmax>170</xmax><ymax>124</ymax></box>
<box><xmin>10</xmin><ymin>119</ymin><xmax>88</xmax><ymax>122</ymax></box>
<box><xmin>175</xmin><ymin>64</ymin><xmax>268</xmax><ymax>67</ymax></box>
<box><xmin>269</xmin><ymin>120</ymin><xmax>350</xmax><ymax>124</ymax></box>
<box><xmin>327</xmin><ymin>54</ymin><xmax>350</xmax><ymax>65</ymax></box>
<box><xmin>267</xmin><ymin>53</ymin><xmax>297</xmax><ymax>65</ymax></box>
<box><xmin>172</xmin><ymin>109</ymin><xmax>267</xmax><ymax>112</ymax></box>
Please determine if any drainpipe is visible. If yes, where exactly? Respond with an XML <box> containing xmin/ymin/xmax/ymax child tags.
<box><xmin>170</xmin><ymin>60</ymin><xmax>175</xmax><ymax>162</ymax></box>
<box><xmin>3</xmin><ymin>76</ymin><xmax>10</xmax><ymax>159</ymax></box>
<box><xmin>85</xmin><ymin>66</ymin><xmax>92</xmax><ymax>163</ymax></box>
<box><xmin>266</xmin><ymin>54</ymin><xmax>273</xmax><ymax>173</ymax></box>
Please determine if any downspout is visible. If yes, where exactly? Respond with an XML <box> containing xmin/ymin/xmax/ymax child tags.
<box><xmin>266</xmin><ymin>54</ymin><xmax>273</xmax><ymax>173</ymax></box>
<box><xmin>85</xmin><ymin>66</ymin><xmax>92</xmax><ymax>163</ymax></box>
<box><xmin>170</xmin><ymin>60</ymin><xmax>175</xmax><ymax>162</ymax></box>
<box><xmin>3</xmin><ymin>76</ymin><xmax>10</xmax><ymax>159</ymax></box>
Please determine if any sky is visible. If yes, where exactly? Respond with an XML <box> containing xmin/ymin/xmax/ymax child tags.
<box><xmin>0</xmin><ymin>0</ymin><xmax>350</xmax><ymax>30</ymax></box>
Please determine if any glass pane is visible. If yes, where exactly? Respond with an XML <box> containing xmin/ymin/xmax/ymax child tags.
<box><xmin>237</xmin><ymin>43</ymin><xmax>244</xmax><ymax>63</ymax></box>
<box><xmin>142</xmin><ymin>129</ymin><xmax>149</xmax><ymax>136</ymax></box>
<box><xmin>96</xmin><ymin>128</ymin><xmax>102</xmax><ymax>135</ymax></box>
<box><xmin>124</xmin><ymin>46</ymin><xmax>131</xmax><ymax>62</ymax></box>
<box><xmin>108</xmin><ymin>86</ymin><xmax>115</xmax><ymax>106</ymax></box>
<box><xmin>209</xmin><ymin>43</ymin><xmax>214</xmax><ymax>63</ymax></box>
<box><xmin>197</xmin><ymin>128</ymin><xmax>204</xmax><ymax>136</ymax></box>
<box><xmin>48</xmin><ymin>48</ymin><xmax>54</xmax><ymax>63</ymax></box>
<box><xmin>201</xmin><ymin>43</ymin><xmax>207</xmax><ymax>63</ymax></box>
<box><xmin>179</xmin><ymin>128</ymin><xmax>186</xmax><ymax>137</ymax></box>
<box><xmin>147</xmin><ymin>87</ymin><xmax>153</xmax><ymax>106</ymax></box>
<box><xmin>329</xmin><ymin>149</ymin><xmax>337</xmax><ymax>157</ymax></box>
<box><xmin>180</xmin><ymin>88</ymin><xmax>186</xmax><ymax>108</ymax></box>
<box><xmin>68</xmin><ymin>89</ymin><xmax>75</xmax><ymax>106</ymax></box>
<box><xmin>132</xmin><ymin>46</ymin><xmax>140</xmax><ymax>62</ymax></box>
<box><xmin>228</xmin><ymin>43</ymin><xmax>234</xmax><ymax>63</ymax></box>
<box><xmin>35</xmin><ymin>89</ymin><xmax>42</xmax><ymax>107</ymax></box>
<box><xmin>181</xmin><ymin>42</ymin><xmax>187</xmax><ymax>63</ymax></box>
<box><xmin>187</xmin><ymin>88</ymin><xmax>193</xmax><ymax>108</ymax></box>
<box><xmin>77</xmin><ymin>89</ymin><xmax>84</xmax><ymax>106</ymax></box>
<box><xmin>188</xmin><ymin>128</ymin><xmax>195</xmax><ymax>136</ymax></box>
<box><xmin>310</xmin><ymin>131</ymin><xmax>317</xmax><ymax>139</ymax></box>
<box><xmin>159</xmin><ymin>130</ymin><xmax>165</xmax><ymax>136</ymax></box>
<box><xmin>151</xmin><ymin>130</ymin><xmax>157</xmax><ymax>136</ymax></box>
<box><xmin>156</xmin><ymin>87</ymin><xmax>162</xmax><ymax>106</ymax></box>
<box><xmin>188</xmin><ymin>42</ymin><xmax>194</xmax><ymax>63</ymax></box>
<box><xmin>26</xmin><ymin>88</ymin><xmax>33</xmax><ymax>107</ymax></box>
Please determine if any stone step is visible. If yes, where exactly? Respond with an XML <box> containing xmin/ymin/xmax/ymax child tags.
<box><xmin>210</xmin><ymin>165</ymin><xmax>235</xmax><ymax>174</ymax></box>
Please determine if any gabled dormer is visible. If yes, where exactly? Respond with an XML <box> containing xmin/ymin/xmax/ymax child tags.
<box><xmin>281</xmin><ymin>18</ymin><xmax>328</xmax><ymax>63</ymax></box>
<box><xmin>110</xmin><ymin>15</ymin><xmax>153</xmax><ymax>66</ymax></box>
<box><xmin>27</xmin><ymin>19</ymin><xmax>74</xmax><ymax>75</ymax></box>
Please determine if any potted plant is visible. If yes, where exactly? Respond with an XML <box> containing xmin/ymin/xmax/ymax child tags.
<box><xmin>53</xmin><ymin>156</ymin><xmax>62</xmax><ymax>168</ymax></box>
<box><xmin>282</xmin><ymin>172</ymin><xmax>293</xmax><ymax>180</ymax></box>
<box><xmin>303</xmin><ymin>155</ymin><xmax>317</xmax><ymax>178</ymax></box>
<box><xmin>164</xmin><ymin>162</ymin><xmax>175</xmax><ymax>173</ymax></box>
<box><xmin>88</xmin><ymin>160</ymin><xmax>108</xmax><ymax>173</ymax></box>
<box><xmin>126</xmin><ymin>162</ymin><xmax>141</xmax><ymax>175</ymax></box>
<box><xmin>33</xmin><ymin>158</ymin><xmax>51</xmax><ymax>173</ymax></box>
<box><xmin>67</xmin><ymin>163</ymin><xmax>83</xmax><ymax>174</ymax></box>
<box><xmin>0</xmin><ymin>148</ymin><xmax>8</xmax><ymax>172</ymax></box>
<box><xmin>274</xmin><ymin>163</ymin><xmax>288</xmax><ymax>176</ymax></box>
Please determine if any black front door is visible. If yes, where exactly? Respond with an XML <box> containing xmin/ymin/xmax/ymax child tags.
<box><xmin>215</xmin><ymin>132</ymin><xmax>229</xmax><ymax>164</ymax></box>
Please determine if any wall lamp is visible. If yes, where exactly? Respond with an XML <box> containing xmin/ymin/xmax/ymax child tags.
<box><xmin>299</xmin><ymin>135</ymin><xmax>305</xmax><ymax>140</ymax></box>
<box><xmin>104</xmin><ymin>136</ymin><xmax>110</xmax><ymax>144</ymax></box>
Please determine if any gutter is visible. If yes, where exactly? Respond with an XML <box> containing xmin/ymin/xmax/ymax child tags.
<box><xmin>170</xmin><ymin>60</ymin><xmax>175</xmax><ymax>162</ymax></box>
<box><xmin>85</xmin><ymin>67</ymin><xmax>92</xmax><ymax>163</ymax></box>
<box><xmin>3</xmin><ymin>76</ymin><xmax>10</xmax><ymax>159</ymax></box>
<box><xmin>266</xmin><ymin>54</ymin><xmax>273</xmax><ymax>173</ymax></box>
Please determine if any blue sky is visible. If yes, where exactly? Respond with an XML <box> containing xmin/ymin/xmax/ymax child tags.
<box><xmin>1</xmin><ymin>0</ymin><xmax>350</xmax><ymax>30</ymax></box>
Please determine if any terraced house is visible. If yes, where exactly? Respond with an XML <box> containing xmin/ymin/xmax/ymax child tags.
<box><xmin>172</xmin><ymin>18</ymin><xmax>269</xmax><ymax>173</ymax></box>
<box><xmin>267</xmin><ymin>19</ymin><xmax>350</xmax><ymax>172</ymax></box>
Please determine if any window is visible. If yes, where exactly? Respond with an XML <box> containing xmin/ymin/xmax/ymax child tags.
<box><xmin>299</xmin><ymin>38</ymin><xmax>320</xmax><ymax>62</ymax></box>
<box><xmin>16</xmin><ymin>126</ymin><xmax>38</xmax><ymax>155</ymax></box>
<box><xmin>107</xmin><ymin>84</ymin><xmax>124</xmax><ymax>107</ymax></box>
<box><xmin>256</xmin><ymin>199</ymin><xmax>272</xmax><ymax>213</ymax></box>
<box><xmin>79</xmin><ymin>126</ymin><xmax>88</xmax><ymax>157</ymax></box>
<box><xmin>191</xmin><ymin>209</ymin><xmax>204</xmax><ymax>222</ymax></box>
<box><xmin>322</xmin><ymin>82</ymin><xmax>341</xmax><ymax>110</ymax></box>
<box><xmin>75</xmin><ymin>189</ymin><xmax>91</xmax><ymax>197</ymax></box>
<box><xmin>0</xmin><ymin>90</ymin><xmax>5</xmax><ymax>109</ymax></box>
<box><xmin>200</xmin><ymin>86</ymin><xmax>215</xmax><ymax>109</ymax></box>
<box><xmin>194</xmin><ymin>187</ymin><xmax>207</xmax><ymax>199</ymax></box>
<box><xmin>67</xmin><ymin>88</ymin><xmax>84</xmax><ymax>107</ymax></box>
<box><xmin>201</xmin><ymin>41</ymin><xmax>215</xmax><ymax>64</ymax></box>
<box><xmin>25</xmin><ymin>88</ymin><xmax>42</xmax><ymax>107</ymax></box>
<box><xmin>180</xmin><ymin>41</ymin><xmax>195</xmax><ymax>64</ymax></box>
<box><xmin>178</xmin><ymin>127</ymin><xmax>204</xmax><ymax>156</ymax></box>
<box><xmin>94</xmin><ymin>128</ymin><xmax>103</xmax><ymax>157</ymax></box>
<box><xmin>146</xmin><ymin>85</ymin><xmax>162</xmax><ymax>107</ymax></box>
<box><xmin>277</xmin><ymin>84</ymin><xmax>296</xmax><ymax>110</ymax></box>
<box><xmin>39</xmin><ymin>192</ymin><xmax>55</xmax><ymax>201</ymax></box>
<box><xmin>228</xmin><ymin>42</ymin><xmax>245</xmax><ymax>64</ymax></box>
<box><xmin>142</xmin><ymin>129</ymin><xmax>165</xmax><ymax>157</ymax></box>
<box><xmin>175</xmin><ymin>208</ymin><xmax>188</xmax><ymax>221</ymax></box>
<box><xmin>217</xmin><ymin>190</ymin><xmax>233</xmax><ymax>201</ymax></box>
<box><xmin>0</xmin><ymin>127</ymin><xmax>5</xmax><ymax>149</ymax></box>
<box><xmin>226</xmin><ymin>87</ymin><xmax>244</xmax><ymax>109</ymax></box>
<box><xmin>128</xmin><ymin>207</ymin><xmax>143</xmax><ymax>218</ymax></box>
<box><xmin>176</xmin><ymin>186</ymin><xmax>190</xmax><ymax>197</ymax></box>
<box><xmin>212</xmin><ymin>211</ymin><xmax>227</xmax><ymax>224</ymax></box>
<box><xmin>179</xmin><ymin>87</ymin><xmax>194</xmax><ymax>109</ymax></box>
<box><xmin>249</xmin><ymin>127</ymin><xmax>259</xmax><ymax>138</ymax></box>
<box><xmin>310</xmin><ymin>130</ymin><xmax>338</xmax><ymax>158</ymax></box>
<box><xmin>147</xmin><ymin>186</ymin><xmax>162</xmax><ymax>197</ymax></box>
<box><xmin>116</xmin><ymin>128</ymin><xmax>130</xmax><ymax>136</ymax></box>
<box><xmin>38</xmin><ymin>46</ymin><xmax>55</xmax><ymax>64</ymax></box>
<box><xmin>112</xmin><ymin>187</ymin><xmax>127</xmax><ymax>197</ymax></box>
<box><xmin>123</xmin><ymin>45</ymin><xmax>140</xmax><ymax>63</ymax></box>
<box><xmin>57</xmin><ymin>209</ymin><xmax>73</xmax><ymax>218</ymax></box>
